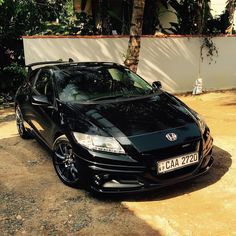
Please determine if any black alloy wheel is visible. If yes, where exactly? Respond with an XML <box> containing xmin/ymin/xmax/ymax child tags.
<box><xmin>52</xmin><ymin>135</ymin><xmax>89</xmax><ymax>188</ymax></box>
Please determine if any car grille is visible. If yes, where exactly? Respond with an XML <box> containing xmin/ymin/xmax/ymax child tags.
<box><xmin>141</xmin><ymin>140</ymin><xmax>202</xmax><ymax>180</ymax></box>
<box><xmin>142</xmin><ymin>140</ymin><xmax>200</xmax><ymax>159</ymax></box>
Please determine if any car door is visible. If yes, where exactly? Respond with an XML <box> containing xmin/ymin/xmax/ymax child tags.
<box><xmin>30</xmin><ymin>68</ymin><xmax>57</xmax><ymax>146</ymax></box>
<box><xmin>19</xmin><ymin>69</ymin><xmax>40</xmax><ymax>124</ymax></box>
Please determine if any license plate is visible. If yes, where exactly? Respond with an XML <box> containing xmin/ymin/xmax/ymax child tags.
<box><xmin>157</xmin><ymin>152</ymin><xmax>199</xmax><ymax>174</ymax></box>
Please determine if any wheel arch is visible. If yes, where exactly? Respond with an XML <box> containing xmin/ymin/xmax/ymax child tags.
<box><xmin>53</xmin><ymin>132</ymin><xmax>66</xmax><ymax>147</ymax></box>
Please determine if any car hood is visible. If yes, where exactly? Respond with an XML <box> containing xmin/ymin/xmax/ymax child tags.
<box><xmin>65</xmin><ymin>92</ymin><xmax>201</xmax><ymax>152</ymax></box>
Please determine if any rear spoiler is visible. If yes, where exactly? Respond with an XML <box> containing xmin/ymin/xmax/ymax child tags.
<box><xmin>26</xmin><ymin>58</ymin><xmax>74</xmax><ymax>73</ymax></box>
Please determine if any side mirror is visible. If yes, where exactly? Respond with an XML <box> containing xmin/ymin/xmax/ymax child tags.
<box><xmin>32</xmin><ymin>95</ymin><xmax>51</xmax><ymax>106</ymax></box>
<box><xmin>152</xmin><ymin>81</ymin><xmax>162</xmax><ymax>89</ymax></box>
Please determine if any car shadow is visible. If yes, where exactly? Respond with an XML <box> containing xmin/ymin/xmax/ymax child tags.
<box><xmin>95</xmin><ymin>145</ymin><xmax>232</xmax><ymax>201</ymax></box>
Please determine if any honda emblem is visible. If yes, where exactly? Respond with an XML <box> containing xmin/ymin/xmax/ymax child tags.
<box><xmin>166</xmin><ymin>133</ymin><xmax>177</xmax><ymax>141</ymax></box>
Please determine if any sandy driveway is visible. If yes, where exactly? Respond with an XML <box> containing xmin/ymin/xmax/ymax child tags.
<box><xmin>0</xmin><ymin>91</ymin><xmax>235</xmax><ymax>235</ymax></box>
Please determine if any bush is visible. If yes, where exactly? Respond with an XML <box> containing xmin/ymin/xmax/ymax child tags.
<box><xmin>0</xmin><ymin>62</ymin><xmax>26</xmax><ymax>96</ymax></box>
<box><xmin>42</xmin><ymin>12</ymin><xmax>96</xmax><ymax>36</ymax></box>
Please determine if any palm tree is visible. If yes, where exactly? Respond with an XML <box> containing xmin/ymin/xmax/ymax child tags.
<box><xmin>124</xmin><ymin>0</ymin><xmax>146</xmax><ymax>73</ymax></box>
<box><xmin>225</xmin><ymin>0</ymin><xmax>235</xmax><ymax>34</ymax></box>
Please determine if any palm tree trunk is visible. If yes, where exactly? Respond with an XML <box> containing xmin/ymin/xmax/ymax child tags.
<box><xmin>225</xmin><ymin>0</ymin><xmax>235</xmax><ymax>34</ymax></box>
<box><xmin>124</xmin><ymin>0</ymin><xmax>145</xmax><ymax>73</ymax></box>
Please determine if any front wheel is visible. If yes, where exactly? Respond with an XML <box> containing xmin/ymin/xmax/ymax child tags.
<box><xmin>52</xmin><ymin>135</ymin><xmax>90</xmax><ymax>189</ymax></box>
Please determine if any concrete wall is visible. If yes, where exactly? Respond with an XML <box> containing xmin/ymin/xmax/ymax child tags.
<box><xmin>23</xmin><ymin>36</ymin><xmax>236</xmax><ymax>93</ymax></box>
<box><xmin>23</xmin><ymin>37</ymin><xmax>128</xmax><ymax>65</ymax></box>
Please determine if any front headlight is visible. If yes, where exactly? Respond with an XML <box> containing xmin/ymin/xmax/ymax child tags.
<box><xmin>73</xmin><ymin>132</ymin><xmax>125</xmax><ymax>154</ymax></box>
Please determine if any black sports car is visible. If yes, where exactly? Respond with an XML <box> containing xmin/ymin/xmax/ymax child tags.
<box><xmin>15</xmin><ymin>61</ymin><xmax>213</xmax><ymax>194</ymax></box>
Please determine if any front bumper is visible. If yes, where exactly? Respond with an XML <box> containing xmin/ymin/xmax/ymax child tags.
<box><xmin>75</xmin><ymin>134</ymin><xmax>214</xmax><ymax>194</ymax></box>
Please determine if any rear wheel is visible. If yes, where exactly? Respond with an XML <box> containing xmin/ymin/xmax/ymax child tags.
<box><xmin>15</xmin><ymin>105</ymin><xmax>31</xmax><ymax>139</ymax></box>
<box><xmin>52</xmin><ymin>135</ymin><xmax>90</xmax><ymax>189</ymax></box>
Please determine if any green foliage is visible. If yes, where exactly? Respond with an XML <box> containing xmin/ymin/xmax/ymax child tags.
<box><xmin>0</xmin><ymin>0</ymin><xmax>70</xmax><ymax>40</ymax></box>
<box><xmin>0</xmin><ymin>0</ymin><xmax>76</xmax><ymax>94</ymax></box>
<box><xmin>164</xmin><ymin>0</ymin><xmax>231</xmax><ymax>35</ymax></box>
<box><xmin>165</xmin><ymin>0</ymin><xmax>211</xmax><ymax>35</ymax></box>
<box><xmin>0</xmin><ymin>0</ymin><xmax>97</xmax><ymax>94</ymax></box>
<box><xmin>200</xmin><ymin>37</ymin><xmax>218</xmax><ymax>64</ymax></box>
<box><xmin>0</xmin><ymin>62</ymin><xmax>27</xmax><ymax>95</ymax></box>
<box><xmin>206</xmin><ymin>11</ymin><xmax>231</xmax><ymax>34</ymax></box>
<box><xmin>42</xmin><ymin>12</ymin><xmax>95</xmax><ymax>36</ymax></box>
<box><xmin>39</xmin><ymin>0</ymin><xmax>95</xmax><ymax>35</ymax></box>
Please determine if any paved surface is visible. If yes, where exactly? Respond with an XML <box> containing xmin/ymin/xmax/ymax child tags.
<box><xmin>0</xmin><ymin>91</ymin><xmax>235</xmax><ymax>235</ymax></box>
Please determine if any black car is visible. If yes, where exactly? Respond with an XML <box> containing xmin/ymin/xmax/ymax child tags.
<box><xmin>15</xmin><ymin>61</ymin><xmax>213</xmax><ymax>194</ymax></box>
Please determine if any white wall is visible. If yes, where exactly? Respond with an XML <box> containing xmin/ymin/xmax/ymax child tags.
<box><xmin>138</xmin><ymin>37</ymin><xmax>200</xmax><ymax>92</ymax></box>
<box><xmin>23</xmin><ymin>37</ymin><xmax>129</xmax><ymax>65</ymax></box>
<box><xmin>201</xmin><ymin>37</ymin><xmax>236</xmax><ymax>90</ymax></box>
<box><xmin>23</xmin><ymin>36</ymin><xmax>236</xmax><ymax>93</ymax></box>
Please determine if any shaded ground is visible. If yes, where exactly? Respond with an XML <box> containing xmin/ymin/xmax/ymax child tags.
<box><xmin>0</xmin><ymin>90</ymin><xmax>236</xmax><ymax>235</ymax></box>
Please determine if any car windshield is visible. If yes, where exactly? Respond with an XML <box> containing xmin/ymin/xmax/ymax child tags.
<box><xmin>54</xmin><ymin>65</ymin><xmax>153</xmax><ymax>102</ymax></box>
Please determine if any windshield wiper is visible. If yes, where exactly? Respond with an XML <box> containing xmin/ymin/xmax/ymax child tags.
<box><xmin>90</xmin><ymin>94</ymin><xmax>125</xmax><ymax>101</ymax></box>
<box><xmin>123</xmin><ymin>94</ymin><xmax>143</xmax><ymax>98</ymax></box>
<box><xmin>90</xmin><ymin>92</ymin><xmax>154</xmax><ymax>102</ymax></box>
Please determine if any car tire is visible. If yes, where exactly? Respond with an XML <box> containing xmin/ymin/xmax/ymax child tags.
<box><xmin>15</xmin><ymin>105</ymin><xmax>32</xmax><ymax>139</ymax></box>
<box><xmin>52</xmin><ymin>135</ymin><xmax>91</xmax><ymax>189</ymax></box>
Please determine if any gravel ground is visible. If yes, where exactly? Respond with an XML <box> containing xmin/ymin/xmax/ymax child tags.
<box><xmin>0</xmin><ymin>90</ymin><xmax>235</xmax><ymax>236</ymax></box>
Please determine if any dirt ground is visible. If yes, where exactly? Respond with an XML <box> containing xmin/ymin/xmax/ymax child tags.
<box><xmin>0</xmin><ymin>90</ymin><xmax>236</xmax><ymax>236</ymax></box>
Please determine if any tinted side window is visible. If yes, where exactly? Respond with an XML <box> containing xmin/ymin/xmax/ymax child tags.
<box><xmin>34</xmin><ymin>69</ymin><xmax>54</xmax><ymax>102</ymax></box>
<box><xmin>34</xmin><ymin>70</ymin><xmax>51</xmax><ymax>94</ymax></box>
<box><xmin>28</xmin><ymin>69</ymin><xmax>40</xmax><ymax>85</ymax></box>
